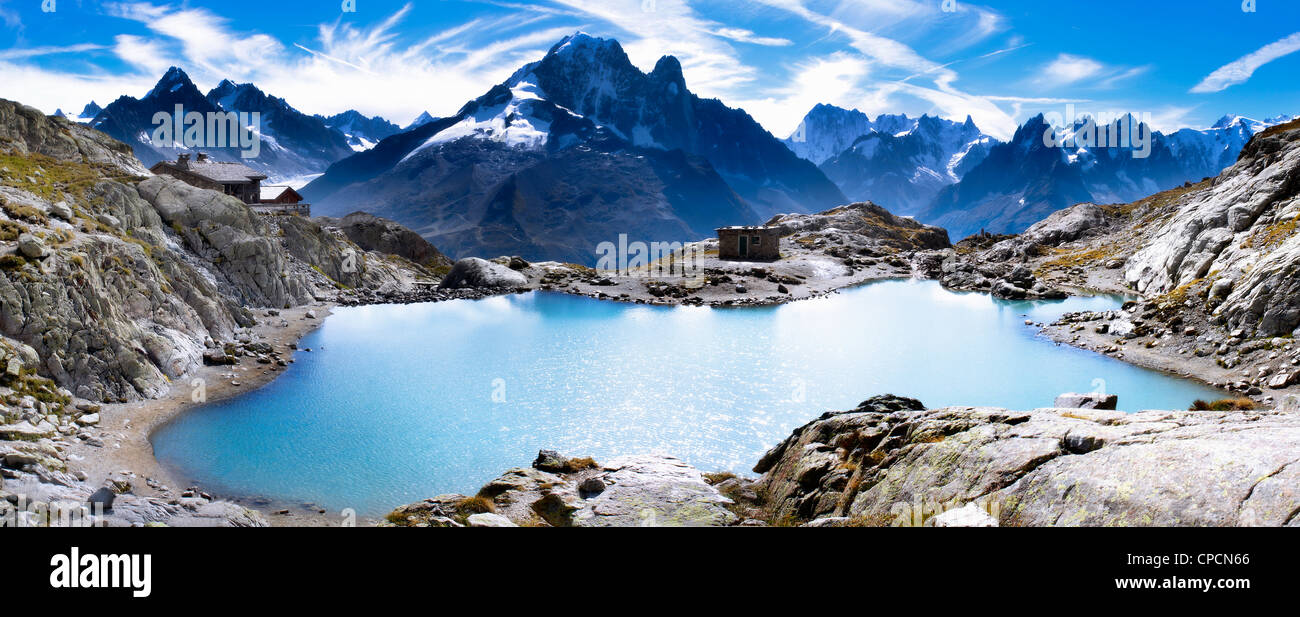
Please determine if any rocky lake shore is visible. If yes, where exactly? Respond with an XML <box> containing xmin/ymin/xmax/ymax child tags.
<box><xmin>384</xmin><ymin>394</ymin><xmax>1300</xmax><ymax>527</ymax></box>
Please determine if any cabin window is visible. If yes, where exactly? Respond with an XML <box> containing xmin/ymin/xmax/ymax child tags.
<box><xmin>751</xmin><ymin>236</ymin><xmax>761</xmax><ymax>246</ymax></box>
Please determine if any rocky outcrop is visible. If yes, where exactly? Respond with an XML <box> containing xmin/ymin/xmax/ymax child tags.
<box><xmin>767</xmin><ymin>202</ymin><xmax>951</xmax><ymax>251</ymax></box>
<box><xmin>438</xmin><ymin>257</ymin><xmax>528</xmax><ymax>290</ymax></box>
<box><xmin>140</xmin><ymin>176</ymin><xmax>316</xmax><ymax>309</ymax></box>
<box><xmin>1</xmin><ymin>466</ymin><xmax>268</xmax><ymax>528</ymax></box>
<box><xmin>0</xmin><ymin>100</ymin><xmax>147</xmax><ymax>175</ymax></box>
<box><xmin>0</xmin><ymin>98</ymin><xmax>432</xmax><ymax>401</ymax></box>
<box><xmin>745</xmin><ymin>395</ymin><xmax>1300</xmax><ymax>527</ymax></box>
<box><xmin>383</xmin><ymin>452</ymin><xmax>737</xmax><ymax>527</ymax></box>
<box><xmin>1054</xmin><ymin>392</ymin><xmax>1119</xmax><ymax>410</ymax></box>
<box><xmin>317</xmin><ymin>212</ymin><xmax>452</xmax><ymax>269</ymax></box>
<box><xmin>1124</xmin><ymin>120</ymin><xmax>1300</xmax><ymax>338</ymax></box>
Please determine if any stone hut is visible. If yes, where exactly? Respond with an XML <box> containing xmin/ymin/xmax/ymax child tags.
<box><xmin>716</xmin><ymin>226</ymin><xmax>781</xmax><ymax>261</ymax></box>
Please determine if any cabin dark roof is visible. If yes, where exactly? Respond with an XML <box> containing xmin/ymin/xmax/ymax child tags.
<box><xmin>153</xmin><ymin>158</ymin><xmax>267</xmax><ymax>183</ymax></box>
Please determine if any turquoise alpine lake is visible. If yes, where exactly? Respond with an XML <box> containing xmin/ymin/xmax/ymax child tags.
<box><xmin>151</xmin><ymin>279</ymin><xmax>1224</xmax><ymax>515</ymax></box>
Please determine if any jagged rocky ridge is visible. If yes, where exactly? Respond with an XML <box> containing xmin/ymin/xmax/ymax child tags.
<box><xmin>785</xmin><ymin>105</ymin><xmax>997</xmax><ymax>216</ymax></box>
<box><xmin>317</xmin><ymin>110</ymin><xmax>403</xmax><ymax>152</ymax></box>
<box><xmin>90</xmin><ymin>68</ymin><xmax>360</xmax><ymax>181</ymax></box>
<box><xmin>921</xmin><ymin>113</ymin><xmax>1293</xmax><ymax>240</ymax></box>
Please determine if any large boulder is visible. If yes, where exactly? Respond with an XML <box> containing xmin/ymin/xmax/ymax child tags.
<box><xmin>16</xmin><ymin>234</ymin><xmax>48</xmax><ymax>259</ymax></box>
<box><xmin>318</xmin><ymin>212</ymin><xmax>452</xmax><ymax>269</ymax></box>
<box><xmin>750</xmin><ymin>398</ymin><xmax>1300</xmax><ymax>527</ymax></box>
<box><xmin>438</xmin><ymin>257</ymin><xmax>527</xmax><ymax>290</ymax></box>
<box><xmin>1021</xmin><ymin>202</ymin><xmax>1111</xmax><ymax>247</ymax></box>
<box><xmin>1054</xmin><ymin>392</ymin><xmax>1119</xmax><ymax>410</ymax></box>
<box><xmin>384</xmin><ymin>453</ymin><xmax>737</xmax><ymax>528</ymax></box>
<box><xmin>138</xmin><ymin>176</ymin><xmax>315</xmax><ymax>308</ymax></box>
<box><xmin>572</xmin><ymin>455</ymin><xmax>738</xmax><ymax>527</ymax></box>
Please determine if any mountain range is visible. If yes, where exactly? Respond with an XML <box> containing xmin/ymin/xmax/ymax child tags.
<box><xmin>64</xmin><ymin>41</ymin><xmax>1294</xmax><ymax>254</ymax></box>
<box><xmin>302</xmin><ymin>33</ymin><xmax>846</xmax><ymax>263</ymax></box>
<box><xmin>788</xmin><ymin>103</ymin><xmax>1293</xmax><ymax>240</ymax></box>
<box><xmin>317</xmin><ymin>110</ymin><xmax>404</xmax><ymax>153</ymax></box>
<box><xmin>786</xmin><ymin>105</ymin><xmax>998</xmax><ymax>216</ymax></box>
<box><xmin>82</xmin><ymin>68</ymin><xmax>400</xmax><ymax>183</ymax></box>
<box><xmin>919</xmin><ymin>112</ymin><xmax>1295</xmax><ymax>239</ymax></box>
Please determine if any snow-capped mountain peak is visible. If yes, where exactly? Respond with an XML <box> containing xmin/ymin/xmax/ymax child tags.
<box><xmin>145</xmin><ymin>66</ymin><xmax>198</xmax><ymax>100</ymax></box>
<box><xmin>400</xmin><ymin>81</ymin><xmax>567</xmax><ymax>163</ymax></box>
<box><xmin>796</xmin><ymin>104</ymin><xmax>999</xmax><ymax>215</ymax></box>
<box><xmin>920</xmin><ymin>110</ymin><xmax>1297</xmax><ymax>240</ymax></box>
<box><xmin>405</xmin><ymin>111</ymin><xmax>436</xmax><ymax>131</ymax></box>
<box><xmin>319</xmin><ymin>110</ymin><xmax>401</xmax><ymax>152</ymax></box>
<box><xmin>301</xmin><ymin>32</ymin><xmax>846</xmax><ymax>262</ymax></box>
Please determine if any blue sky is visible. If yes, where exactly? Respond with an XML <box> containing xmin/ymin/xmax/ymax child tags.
<box><xmin>0</xmin><ymin>0</ymin><xmax>1297</xmax><ymax>140</ymax></box>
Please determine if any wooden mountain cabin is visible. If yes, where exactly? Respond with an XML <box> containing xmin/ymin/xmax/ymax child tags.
<box><xmin>150</xmin><ymin>153</ymin><xmax>267</xmax><ymax>204</ymax></box>
<box><xmin>717</xmin><ymin>226</ymin><xmax>781</xmax><ymax>261</ymax></box>
<box><xmin>149</xmin><ymin>153</ymin><xmax>310</xmax><ymax>215</ymax></box>
<box><xmin>255</xmin><ymin>185</ymin><xmax>311</xmax><ymax>216</ymax></box>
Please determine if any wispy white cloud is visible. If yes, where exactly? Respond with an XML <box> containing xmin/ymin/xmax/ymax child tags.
<box><xmin>0</xmin><ymin>43</ymin><xmax>108</xmax><ymax>61</ymax></box>
<box><xmin>1191</xmin><ymin>31</ymin><xmax>1300</xmax><ymax>93</ymax></box>
<box><xmin>733</xmin><ymin>52</ymin><xmax>872</xmax><ymax>137</ymax></box>
<box><xmin>0</xmin><ymin>0</ymin><xmax>21</xmax><ymax>31</ymax></box>
<box><xmin>112</xmin><ymin>35</ymin><xmax>172</xmax><ymax>76</ymax></box>
<box><xmin>1</xmin><ymin>1</ymin><xmax>587</xmax><ymax>125</ymax></box>
<box><xmin>1146</xmin><ymin>105</ymin><xmax>1199</xmax><ymax>133</ymax></box>
<box><xmin>745</xmin><ymin>0</ymin><xmax>1022</xmax><ymax>139</ymax></box>
<box><xmin>712</xmin><ymin>27</ymin><xmax>792</xmax><ymax>47</ymax></box>
<box><xmin>1037</xmin><ymin>54</ymin><xmax>1104</xmax><ymax>86</ymax></box>
<box><xmin>1031</xmin><ymin>53</ymin><xmax>1147</xmax><ymax>91</ymax></box>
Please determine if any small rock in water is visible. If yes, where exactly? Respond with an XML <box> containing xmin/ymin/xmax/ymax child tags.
<box><xmin>532</xmin><ymin>449</ymin><xmax>569</xmax><ymax>473</ymax></box>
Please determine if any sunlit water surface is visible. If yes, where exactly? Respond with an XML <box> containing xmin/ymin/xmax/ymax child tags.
<box><xmin>152</xmin><ymin>280</ymin><xmax>1222</xmax><ymax>514</ymax></box>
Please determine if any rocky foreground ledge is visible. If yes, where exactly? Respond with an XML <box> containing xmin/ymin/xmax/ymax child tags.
<box><xmin>384</xmin><ymin>395</ymin><xmax>1300</xmax><ymax>527</ymax></box>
